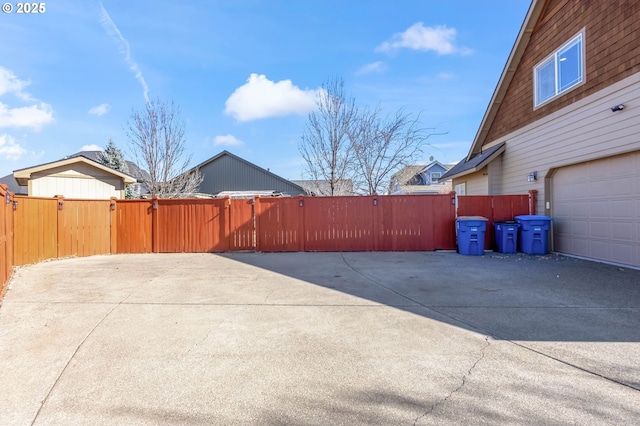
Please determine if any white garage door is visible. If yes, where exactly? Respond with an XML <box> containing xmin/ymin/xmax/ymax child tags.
<box><xmin>552</xmin><ymin>152</ymin><xmax>640</xmax><ymax>268</ymax></box>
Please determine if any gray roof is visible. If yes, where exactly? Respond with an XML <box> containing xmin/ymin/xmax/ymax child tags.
<box><xmin>440</xmin><ymin>142</ymin><xmax>506</xmax><ymax>180</ymax></box>
<box><xmin>0</xmin><ymin>174</ymin><xmax>26</xmax><ymax>195</ymax></box>
<box><xmin>69</xmin><ymin>151</ymin><xmax>148</xmax><ymax>181</ymax></box>
<box><xmin>191</xmin><ymin>150</ymin><xmax>305</xmax><ymax>196</ymax></box>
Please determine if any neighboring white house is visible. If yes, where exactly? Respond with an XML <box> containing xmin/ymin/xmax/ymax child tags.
<box><xmin>12</xmin><ymin>155</ymin><xmax>137</xmax><ymax>199</ymax></box>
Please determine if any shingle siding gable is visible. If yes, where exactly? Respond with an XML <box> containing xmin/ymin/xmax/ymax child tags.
<box><xmin>483</xmin><ymin>0</ymin><xmax>640</xmax><ymax>146</ymax></box>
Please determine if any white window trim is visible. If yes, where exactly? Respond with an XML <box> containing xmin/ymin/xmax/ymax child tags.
<box><xmin>430</xmin><ymin>172</ymin><xmax>441</xmax><ymax>183</ymax></box>
<box><xmin>533</xmin><ymin>29</ymin><xmax>586</xmax><ymax>108</ymax></box>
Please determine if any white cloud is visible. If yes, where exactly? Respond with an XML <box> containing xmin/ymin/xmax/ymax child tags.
<box><xmin>0</xmin><ymin>102</ymin><xmax>54</xmax><ymax>130</ymax></box>
<box><xmin>376</xmin><ymin>23</ymin><xmax>471</xmax><ymax>55</ymax></box>
<box><xmin>224</xmin><ymin>74</ymin><xmax>319</xmax><ymax>122</ymax></box>
<box><xmin>88</xmin><ymin>103</ymin><xmax>112</xmax><ymax>116</ymax></box>
<box><xmin>80</xmin><ymin>144</ymin><xmax>104</xmax><ymax>151</ymax></box>
<box><xmin>355</xmin><ymin>61</ymin><xmax>388</xmax><ymax>76</ymax></box>
<box><xmin>0</xmin><ymin>134</ymin><xmax>27</xmax><ymax>161</ymax></box>
<box><xmin>99</xmin><ymin>3</ymin><xmax>150</xmax><ymax>103</ymax></box>
<box><xmin>0</xmin><ymin>66</ymin><xmax>34</xmax><ymax>101</ymax></box>
<box><xmin>214</xmin><ymin>134</ymin><xmax>244</xmax><ymax>146</ymax></box>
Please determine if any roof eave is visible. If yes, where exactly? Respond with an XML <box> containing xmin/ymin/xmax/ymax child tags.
<box><xmin>442</xmin><ymin>143</ymin><xmax>506</xmax><ymax>181</ymax></box>
<box><xmin>13</xmin><ymin>156</ymin><xmax>137</xmax><ymax>183</ymax></box>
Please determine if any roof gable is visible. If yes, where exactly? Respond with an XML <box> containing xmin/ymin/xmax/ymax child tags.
<box><xmin>467</xmin><ymin>0</ymin><xmax>544</xmax><ymax>158</ymax></box>
<box><xmin>193</xmin><ymin>150</ymin><xmax>305</xmax><ymax>195</ymax></box>
<box><xmin>13</xmin><ymin>155</ymin><xmax>137</xmax><ymax>186</ymax></box>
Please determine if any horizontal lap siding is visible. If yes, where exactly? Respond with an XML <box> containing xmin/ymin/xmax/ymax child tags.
<box><xmin>494</xmin><ymin>72</ymin><xmax>640</xmax><ymax>213</ymax></box>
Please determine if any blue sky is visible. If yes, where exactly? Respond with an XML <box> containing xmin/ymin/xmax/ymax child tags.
<box><xmin>0</xmin><ymin>0</ymin><xmax>531</xmax><ymax>180</ymax></box>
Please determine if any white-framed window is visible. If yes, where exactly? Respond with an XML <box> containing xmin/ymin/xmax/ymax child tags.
<box><xmin>430</xmin><ymin>172</ymin><xmax>441</xmax><ymax>183</ymax></box>
<box><xmin>455</xmin><ymin>183</ymin><xmax>466</xmax><ymax>196</ymax></box>
<box><xmin>534</xmin><ymin>30</ymin><xmax>585</xmax><ymax>107</ymax></box>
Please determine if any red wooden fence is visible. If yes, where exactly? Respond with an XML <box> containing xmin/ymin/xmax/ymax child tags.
<box><xmin>255</xmin><ymin>197</ymin><xmax>304</xmax><ymax>252</ymax></box>
<box><xmin>0</xmin><ymin>191</ymin><xmax>536</xmax><ymax>296</ymax></box>
<box><xmin>115</xmin><ymin>200</ymin><xmax>153</xmax><ymax>253</ymax></box>
<box><xmin>457</xmin><ymin>192</ymin><xmax>535</xmax><ymax>250</ymax></box>
<box><xmin>13</xmin><ymin>196</ymin><xmax>58</xmax><ymax>266</ymax></box>
<box><xmin>255</xmin><ymin>194</ymin><xmax>457</xmax><ymax>252</ymax></box>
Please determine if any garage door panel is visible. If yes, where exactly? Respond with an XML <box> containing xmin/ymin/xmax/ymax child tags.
<box><xmin>590</xmin><ymin>201</ymin><xmax>610</xmax><ymax>218</ymax></box>
<box><xmin>572</xmin><ymin>202</ymin><xmax>589</xmax><ymax>218</ymax></box>
<box><xmin>611</xmin><ymin>222</ymin><xmax>634</xmax><ymax>241</ymax></box>
<box><xmin>612</xmin><ymin>243</ymin><xmax>634</xmax><ymax>264</ymax></box>
<box><xmin>611</xmin><ymin>200</ymin><xmax>633</xmax><ymax>219</ymax></box>
<box><xmin>590</xmin><ymin>221</ymin><xmax>610</xmax><ymax>238</ymax></box>
<box><xmin>553</xmin><ymin>151</ymin><xmax>640</xmax><ymax>268</ymax></box>
<box><xmin>571</xmin><ymin>220</ymin><xmax>589</xmax><ymax>237</ymax></box>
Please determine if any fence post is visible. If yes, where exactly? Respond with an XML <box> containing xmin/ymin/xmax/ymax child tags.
<box><xmin>55</xmin><ymin>195</ymin><xmax>64</xmax><ymax>259</ymax></box>
<box><xmin>110</xmin><ymin>197</ymin><xmax>118</xmax><ymax>254</ymax></box>
<box><xmin>254</xmin><ymin>196</ymin><xmax>261</xmax><ymax>252</ymax></box>
<box><xmin>298</xmin><ymin>195</ymin><xmax>305</xmax><ymax>252</ymax></box>
<box><xmin>372</xmin><ymin>195</ymin><xmax>379</xmax><ymax>251</ymax></box>
<box><xmin>225</xmin><ymin>196</ymin><xmax>232</xmax><ymax>252</ymax></box>
<box><xmin>151</xmin><ymin>197</ymin><xmax>159</xmax><ymax>253</ymax></box>
<box><xmin>528</xmin><ymin>190</ymin><xmax>538</xmax><ymax>215</ymax></box>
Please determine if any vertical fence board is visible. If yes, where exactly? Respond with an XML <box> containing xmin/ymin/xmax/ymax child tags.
<box><xmin>156</xmin><ymin>199</ymin><xmax>230</xmax><ymax>253</ymax></box>
<box><xmin>304</xmin><ymin>196</ymin><xmax>374</xmax><ymax>251</ymax></box>
<box><xmin>115</xmin><ymin>200</ymin><xmax>153</xmax><ymax>253</ymax></box>
<box><xmin>58</xmin><ymin>199</ymin><xmax>111</xmax><ymax>258</ymax></box>
<box><xmin>13</xmin><ymin>196</ymin><xmax>57</xmax><ymax>266</ymax></box>
<box><xmin>255</xmin><ymin>197</ymin><xmax>303</xmax><ymax>252</ymax></box>
<box><xmin>458</xmin><ymin>195</ymin><xmax>530</xmax><ymax>250</ymax></box>
<box><xmin>377</xmin><ymin>194</ymin><xmax>456</xmax><ymax>251</ymax></box>
<box><xmin>230</xmin><ymin>198</ymin><xmax>255</xmax><ymax>251</ymax></box>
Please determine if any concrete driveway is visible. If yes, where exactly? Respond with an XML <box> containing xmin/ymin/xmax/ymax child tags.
<box><xmin>1</xmin><ymin>252</ymin><xmax>639</xmax><ymax>425</ymax></box>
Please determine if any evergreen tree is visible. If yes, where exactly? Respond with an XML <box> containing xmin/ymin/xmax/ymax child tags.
<box><xmin>98</xmin><ymin>140</ymin><xmax>138</xmax><ymax>198</ymax></box>
<box><xmin>98</xmin><ymin>139</ymin><xmax>129</xmax><ymax>174</ymax></box>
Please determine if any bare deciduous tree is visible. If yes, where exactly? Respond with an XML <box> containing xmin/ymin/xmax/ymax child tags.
<box><xmin>349</xmin><ymin>108</ymin><xmax>441</xmax><ymax>195</ymax></box>
<box><xmin>300</xmin><ymin>77</ymin><xmax>443</xmax><ymax>196</ymax></box>
<box><xmin>126</xmin><ymin>98</ymin><xmax>202</xmax><ymax>198</ymax></box>
<box><xmin>299</xmin><ymin>77</ymin><xmax>357</xmax><ymax>196</ymax></box>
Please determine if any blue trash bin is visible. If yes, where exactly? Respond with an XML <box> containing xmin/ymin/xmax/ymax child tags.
<box><xmin>456</xmin><ymin>216</ymin><xmax>488</xmax><ymax>256</ymax></box>
<box><xmin>494</xmin><ymin>221</ymin><xmax>520</xmax><ymax>254</ymax></box>
<box><xmin>515</xmin><ymin>215</ymin><xmax>552</xmax><ymax>254</ymax></box>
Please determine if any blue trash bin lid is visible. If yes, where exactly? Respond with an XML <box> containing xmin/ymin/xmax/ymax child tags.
<box><xmin>515</xmin><ymin>215</ymin><xmax>552</xmax><ymax>221</ymax></box>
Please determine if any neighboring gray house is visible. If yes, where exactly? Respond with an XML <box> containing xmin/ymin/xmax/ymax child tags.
<box><xmin>0</xmin><ymin>174</ymin><xmax>26</xmax><ymax>195</ymax></box>
<box><xmin>191</xmin><ymin>151</ymin><xmax>305</xmax><ymax>197</ymax></box>
<box><xmin>389</xmin><ymin>161</ymin><xmax>453</xmax><ymax>195</ymax></box>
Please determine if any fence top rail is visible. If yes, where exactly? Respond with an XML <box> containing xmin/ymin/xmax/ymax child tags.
<box><xmin>13</xmin><ymin>195</ymin><xmax>115</xmax><ymax>202</ymax></box>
